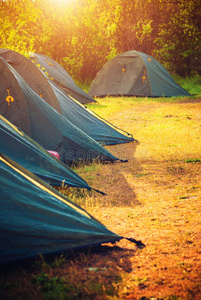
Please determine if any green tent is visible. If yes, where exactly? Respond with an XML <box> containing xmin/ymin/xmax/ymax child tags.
<box><xmin>50</xmin><ymin>81</ymin><xmax>134</xmax><ymax>145</ymax></box>
<box><xmin>29</xmin><ymin>52</ymin><xmax>96</xmax><ymax>104</ymax></box>
<box><xmin>0</xmin><ymin>154</ymin><xmax>144</xmax><ymax>265</ymax></box>
<box><xmin>0</xmin><ymin>49</ymin><xmax>134</xmax><ymax>146</ymax></box>
<box><xmin>0</xmin><ymin>57</ymin><xmax>118</xmax><ymax>163</ymax></box>
<box><xmin>0</xmin><ymin>48</ymin><xmax>61</xmax><ymax>113</ymax></box>
<box><xmin>0</xmin><ymin>154</ymin><xmax>119</xmax><ymax>264</ymax></box>
<box><xmin>0</xmin><ymin>114</ymin><xmax>96</xmax><ymax>190</ymax></box>
<box><xmin>89</xmin><ymin>50</ymin><xmax>191</xmax><ymax>97</ymax></box>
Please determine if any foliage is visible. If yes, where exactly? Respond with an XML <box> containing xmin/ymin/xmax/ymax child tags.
<box><xmin>31</xmin><ymin>272</ymin><xmax>78</xmax><ymax>300</ymax></box>
<box><xmin>173</xmin><ymin>74</ymin><xmax>201</xmax><ymax>95</ymax></box>
<box><xmin>0</xmin><ymin>0</ymin><xmax>39</xmax><ymax>54</ymax></box>
<box><xmin>154</xmin><ymin>0</ymin><xmax>201</xmax><ymax>76</ymax></box>
<box><xmin>0</xmin><ymin>0</ymin><xmax>201</xmax><ymax>81</ymax></box>
<box><xmin>185</xmin><ymin>158</ymin><xmax>201</xmax><ymax>164</ymax></box>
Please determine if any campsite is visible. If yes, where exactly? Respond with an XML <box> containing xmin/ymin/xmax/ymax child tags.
<box><xmin>1</xmin><ymin>85</ymin><xmax>201</xmax><ymax>299</ymax></box>
<box><xmin>1</xmin><ymin>0</ymin><xmax>201</xmax><ymax>299</ymax></box>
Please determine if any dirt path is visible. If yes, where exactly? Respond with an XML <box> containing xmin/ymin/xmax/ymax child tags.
<box><xmin>81</xmin><ymin>99</ymin><xmax>201</xmax><ymax>299</ymax></box>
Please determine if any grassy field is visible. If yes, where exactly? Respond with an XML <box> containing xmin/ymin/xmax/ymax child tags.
<box><xmin>1</xmin><ymin>82</ymin><xmax>201</xmax><ymax>299</ymax></box>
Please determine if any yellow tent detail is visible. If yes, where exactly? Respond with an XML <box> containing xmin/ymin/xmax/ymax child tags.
<box><xmin>46</xmin><ymin>59</ymin><xmax>53</xmax><ymax>66</ymax></box>
<box><xmin>5</xmin><ymin>88</ymin><xmax>14</xmax><ymax>109</ymax></box>
<box><xmin>142</xmin><ymin>69</ymin><xmax>146</xmax><ymax>83</ymax></box>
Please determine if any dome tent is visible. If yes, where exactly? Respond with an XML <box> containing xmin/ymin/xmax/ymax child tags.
<box><xmin>89</xmin><ymin>50</ymin><xmax>191</xmax><ymax>98</ymax></box>
<box><xmin>50</xmin><ymin>80</ymin><xmax>134</xmax><ymax>145</ymax></box>
<box><xmin>0</xmin><ymin>154</ymin><xmax>116</xmax><ymax>265</ymax></box>
<box><xmin>0</xmin><ymin>57</ymin><xmax>118</xmax><ymax>163</ymax></box>
<box><xmin>0</xmin><ymin>48</ymin><xmax>61</xmax><ymax>113</ymax></box>
<box><xmin>0</xmin><ymin>114</ymin><xmax>95</xmax><ymax>190</ymax></box>
<box><xmin>29</xmin><ymin>52</ymin><xmax>96</xmax><ymax>104</ymax></box>
<box><xmin>0</xmin><ymin>49</ymin><xmax>134</xmax><ymax>146</ymax></box>
<box><xmin>0</xmin><ymin>154</ymin><xmax>144</xmax><ymax>265</ymax></box>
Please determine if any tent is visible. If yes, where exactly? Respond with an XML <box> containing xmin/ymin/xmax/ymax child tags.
<box><xmin>0</xmin><ymin>49</ymin><xmax>134</xmax><ymax>146</ymax></box>
<box><xmin>0</xmin><ymin>57</ymin><xmax>31</xmax><ymax>135</ymax></box>
<box><xmin>0</xmin><ymin>154</ymin><xmax>124</xmax><ymax>265</ymax></box>
<box><xmin>0</xmin><ymin>48</ymin><xmax>61</xmax><ymax>113</ymax></box>
<box><xmin>50</xmin><ymin>81</ymin><xmax>134</xmax><ymax>145</ymax></box>
<box><xmin>0</xmin><ymin>114</ymin><xmax>95</xmax><ymax>190</ymax></box>
<box><xmin>29</xmin><ymin>52</ymin><xmax>96</xmax><ymax>104</ymax></box>
<box><xmin>89</xmin><ymin>50</ymin><xmax>191</xmax><ymax>97</ymax></box>
<box><xmin>0</xmin><ymin>57</ymin><xmax>118</xmax><ymax>163</ymax></box>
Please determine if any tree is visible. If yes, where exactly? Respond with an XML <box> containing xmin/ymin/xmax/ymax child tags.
<box><xmin>0</xmin><ymin>0</ymin><xmax>200</xmax><ymax>82</ymax></box>
<box><xmin>0</xmin><ymin>0</ymin><xmax>42</xmax><ymax>55</ymax></box>
<box><xmin>154</xmin><ymin>0</ymin><xmax>201</xmax><ymax>76</ymax></box>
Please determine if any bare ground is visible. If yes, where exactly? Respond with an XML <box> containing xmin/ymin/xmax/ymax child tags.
<box><xmin>0</xmin><ymin>99</ymin><xmax>201</xmax><ymax>300</ymax></box>
<box><xmin>77</xmin><ymin>99</ymin><xmax>201</xmax><ymax>299</ymax></box>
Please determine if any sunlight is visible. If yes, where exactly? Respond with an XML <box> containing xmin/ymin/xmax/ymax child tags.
<box><xmin>52</xmin><ymin>0</ymin><xmax>75</xmax><ymax>4</ymax></box>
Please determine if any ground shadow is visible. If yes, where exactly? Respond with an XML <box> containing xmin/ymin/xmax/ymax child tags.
<box><xmin>101</xmin><ymin>140</ymin><xmax>143</xmax><ymax>206</ymax></box>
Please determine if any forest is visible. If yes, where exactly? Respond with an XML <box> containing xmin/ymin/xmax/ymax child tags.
<box><xmin>0</xmin><ymin>0</ymin><xmax>201</xmax><ymax>84</ymax></box>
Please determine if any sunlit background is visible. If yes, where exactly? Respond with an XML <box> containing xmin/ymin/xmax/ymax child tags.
<box><xmin>0</xmin><ymin>0</ymin><xmax>200</xmax><ymax>84</ymax></box>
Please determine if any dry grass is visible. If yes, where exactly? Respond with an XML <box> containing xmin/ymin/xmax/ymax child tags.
<box><xmin>1</xmin><ymin>97</ymin><xmax>201</xmax><ymax>300</ymax></box>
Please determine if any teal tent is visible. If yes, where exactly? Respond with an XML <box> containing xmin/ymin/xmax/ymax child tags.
<box><xmin>89</xmin><ymin>50</ymin><xmax>191</xmax><ymax>97</ymax></box>
<box><xmin>50</xmin><ymin>81</ymin><xmax>134</xmax><ymax>145</ymax></box>
<box><xmin>0</xmin><ymin>57</ymin><xmax>31</xmax><ymax>135</ymax></box>
<box><xmin>0</xmin><ymin>48</ymin><xmax>61</xmax><ymax>112</ymax></box>
<box><xmin>0</xmin><ymin>57</ymin><xmax>118</xmax><ymax>163</ymax></box>
<box><xmin>0</xmin><ymin>154</ymin><xmax>124</xmax><ymax>265</ymax></box>
<box><xmin>29</xmin><ymin>52</ymin><xmax>96</xmax><ymax>104</ymax></box>
<box><xmin>0</xmin><ymin>49</ymin><xmax>134</xmax><ymax>147</ymax></box>
<box><xmin>0</xmin><ymin>114</ymin><xmax>95</xmax><ymax>190</ymax></box>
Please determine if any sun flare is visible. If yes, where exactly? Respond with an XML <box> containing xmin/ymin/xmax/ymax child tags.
<box><xmin>53</xmin><ymin>0</ymin><xmax>75</xmax><ymax>4</ymax></box>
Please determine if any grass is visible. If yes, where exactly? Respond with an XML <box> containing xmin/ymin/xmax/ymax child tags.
<box><xmin>173</xmin><ymin>75</ymin><xmax>201</xmax><ymax>96</ymax></box>
<box><xmin>1</xmin><ymin>78</ymin><xmax>201</xmax><ymax>299</ymax></box>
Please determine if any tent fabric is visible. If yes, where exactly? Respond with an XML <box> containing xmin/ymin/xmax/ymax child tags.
<box><xmin>89</xmin><ymin>50</ymin><xmax>191</xmax><ymax>98</ymax></box>
<box><xmin>0</xmin><ymin>154</ymin><xmax>122</xmax><ymax>265</ymax></box>
<box><xmin>0</xmin><ymin>49</ymin><xmax>61</xmax><ymax>113</ymax></box>
<box><xmin>0</xmin><ymin>114</ymin><xmax>93</xmax><ymax>189</ymax></box>
<box><xmin>0</xmin><ymin>56</ymin><xmax>31</xmax><ymax>135</ymax></box>
<box><xmin>50</xmin><ymin>81</ymin><xmax>134</xmax><ymax>145</ymax></box>
<box><xmin>1</xmin><ymin>49</ymin><xmax>134</xmax><ymax>147</ymax></box>
<box><xmin>0</xmin><ymin>57</ymin><xmax>118</xmax><ymax>163</ymax></box>
<box><xmin>29</xmin><ymin>52</ymin><xmax>96</xmax><ymax>104</ymax></box>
